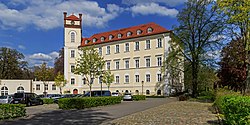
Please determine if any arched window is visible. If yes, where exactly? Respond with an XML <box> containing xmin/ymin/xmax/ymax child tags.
<box><xmin>125</xmin><ymin>90</ymin><xmax>129</xmax><ymax>93</ymax></box>
<box><xmin>85</xmin><ymin>40</ymin><xmax>89</xmax><ymax>44</ymax></box>
<box><xmin>118</xmin><ymin>33</ymin><xmax>122</xmax><ymax>38</ymax></box>
<box><xmin>93</xmin><ymin>38</ymin><xmax>97</xmax><ymax>43</ymax></box>
<box><xmin>147</xmin><ymin>27</ymin><xmax>153</xmax><ymax>33</ymax></box>
<box><xmin>109</xmin><ymin>35</ymin><xmax>113</xmax><ymax>40</ymax></box>
<box><xmin>157</xmin><ymin>90</ymin><xmax>161</xmax><ymax>95</ymax></box>
<box><xmin>127</xmin><ymin>32</ymin><xmax>132</xmax><ymax>37</ymax></box>
<box><xmin>1</xmin><ymin>86</ymin><xmax>8</xmax><ymax>96</ymax></box>
<box><xmin>116</xmin><ymin>90</ymin><xmax>119</xmax><ymax>92</ymax></box>
<box><xmin>135</xmin><ymin>90</ymin><xmax>139</xmax><ymax>95</ymax></box>
<box><xmin>101</xmin><ymin>37</ymin><xmax>105</xmax><ymax>42</ymax></box>
<box><xmin>137</xmin><ymin>30</ymin><xmax>142</xmax><ymax>35</ymax></box>
<box><xmin>71</xmin><ymin>32</ymin><xmax>75</xmax><ymax>42</ymax></box>
<box><xmin>146</xmin><ymin>90</ymin><xmax>150</xmax><ymax>95</ymax></box>
<box><xmin>17</xmin><ymin>86</ymin><xmax>24</xmax><ymax>93</ymax></box>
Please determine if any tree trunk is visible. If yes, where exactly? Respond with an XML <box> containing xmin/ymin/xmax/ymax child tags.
<box><xmin>60</xmin><ymin>87</ymin><xmax>62</xmax><ymax>95</ymax></box>
<box><xmin>89</xmin><ymin>85</ymin><xmax>92</xmax><ymax>97</ymax></box>
<box><xmin>192</xmin><ymin>61</ymin><xmax>199</xmax><ymax>98</ymax></box>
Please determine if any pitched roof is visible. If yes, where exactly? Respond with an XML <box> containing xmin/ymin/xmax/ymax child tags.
<box><xmin>80</xmin><ymin>22</ymin><xmax>170</xmax><ymax>47</ymax></box>
<box><xmin>65</xmin><ymin>14</ymin><xmax>81</xmax><ymax>21</ymax></box>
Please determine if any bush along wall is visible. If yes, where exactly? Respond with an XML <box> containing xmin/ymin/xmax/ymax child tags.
<box><xmin>133</xmin><ymin>95</ymin><xmax>146</xmax><ymax>101</ymax></box>
<box><xmin>58</xmin><ymin>96</ymin><xmax>121</xmax><ymax>110</ymax></box>
<box><xmin>42</xmin><ymin>98</ymin><xmax>54</xmax><ymax>104</ymax></box>
<box><xmin>0</xmin><ymin>104</ymin><xmax>26</xmax><ymax>120</ymax></box>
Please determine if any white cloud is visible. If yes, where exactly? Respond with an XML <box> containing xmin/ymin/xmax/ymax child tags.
<box><xmin>130</xmin><ymin>3</ymin><xmax>178</xmax><ymax>17</ymax></box>
<box><xmin>26</xmin><ymin>51</ymin><xmax>59</xmax><ymax>67</ymax></box>
<box><xmin>18</xmin><ymin>45</ymin><xmax>26</xmax><ymax>50</ymax></box>
<box><xmin>122</xmin><ymin>0</ymin><xmax>187</xmax><ymax>7</ymax></box>
<box><xmin>49</xmin><ymin>51</ymin><xmax>59</xmax><ymax>59</ymax></box>
<box><xmin>0</xmin><ymin>0</ymin><xmax>124</xmax><ymax>30</ymax></box>
<box><xmin>29</xmin><ymin>53</ymin><xmax>52</xmax><ymax>61</ymax></box>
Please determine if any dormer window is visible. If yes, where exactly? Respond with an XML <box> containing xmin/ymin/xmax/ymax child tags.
<box><xmin>118</xmin><ymin>33</ymin><xmax>122</xmax><ymax>38</ymax></box>
<box><xmin>137</xmin><ymin>30</ymin><xmax>142</xmax><ymax>35</ymax></box>
<box><xmin>147</xmin><ymin>27</ymin><xmax>153</xmax><ymax>33</ymax></box>
<box><xmin>85</xmin><ymin>40</ymin><xmax>89</xmax><ymax>44</ymax></box>
<box><xmin>93</xmin><ymin>38</ymin><xmax>97</xmax><ymax>43</ymax></box>
<box><xmin>127</xmin><ymin>32</ymin><xmax>132</xmax><ymax>37</ymax></box>
<box><xmin>109</xmin><ymin>35</ymin><xmax>113</xmax><ymax>40</ymax></box>
<box><xmin>101</xmin><ymin>37</ymin><xmax>105</xmax><ymax>42</ymax></box>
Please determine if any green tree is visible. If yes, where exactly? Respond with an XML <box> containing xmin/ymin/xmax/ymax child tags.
<box><xmin>172</xmin><ymin>0</ymin><xmax>225</xmax><ymax>97</ymax></box>
<box><xmin>54</xmin><ymin>48</ymin><xmax>64</xmax><ymax>75</ymax></box>
<box><xmin>217</xmin><ymin>0</ymin><xmax>250</xmax><ymax>93</ymax></box>
<box><xmin>0</xmin><ymin>47</ymin><xmax>28</xmax><ymax>79</ymax></box>
<box><xmin>74</xmin><ymin>46</ymin><xmax>105</xmax><ymax>97</ymax></box>
<box><xmin>102</xmin><ymin>70</ymin><xmax>114</xmax><ymax>91</ymax></box>
<box><xmin>54</xmin><ymin>72</ymin><xmax>66</xmax><ymax>94</ymax></box>
<box><xmin>34</xmin><ymin>62</ymin><xmax>53</xmax><ymax>95</ymax></box>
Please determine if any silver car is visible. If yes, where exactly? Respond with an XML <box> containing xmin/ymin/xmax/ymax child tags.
<box><xmin>123</xmin><ymin>93</ymin><xmax>132</xmax><ymax>101</ymax></box>
<box><xmin>0</xmin><ymin>95</ymin><xmax>13</xmax><ymax>104</ymax></box>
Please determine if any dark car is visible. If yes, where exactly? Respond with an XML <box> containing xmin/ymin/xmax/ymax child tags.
<box><xmin>84</xmin><ymin>90</ymin><xmax>111</xmax><ymax>97</ymax></box>
<box><xmin>13</xmin><ymin>92</ymin><xmax>43</xmax><ymax>106</ymax></box>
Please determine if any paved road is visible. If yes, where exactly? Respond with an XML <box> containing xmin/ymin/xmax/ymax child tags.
<box><xmin>0</xmin><ymin>97</ymin><xmax>177</xmax><ymax>125</ymax></box>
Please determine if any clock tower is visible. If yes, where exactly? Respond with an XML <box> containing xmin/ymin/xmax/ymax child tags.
<box><xmin>63</xmin><ymin>12</ymin><xmax>82</xmax><ymax>93</ymax></box>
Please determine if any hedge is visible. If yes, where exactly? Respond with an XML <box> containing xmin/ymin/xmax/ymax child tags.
<box><xmin>0</xmin><ymin>104</ymin><xmax>26</xmax><ymax>120</ymax></box>
<box><xmin>133</xmin><ymin>95</ymin><xmax>146</xmax><ymax>101</ymax></box>
<box><xmin>58</xmin><ymin>97</ymin><xmax>121</xmax><ymax>109</ymax></box>
<box><xmin>42</xmin><ymin>98</ymin><xmax>54</xmax><ymax>104</ymax></box>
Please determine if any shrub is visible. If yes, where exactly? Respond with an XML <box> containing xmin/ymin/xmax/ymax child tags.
<box><xmin>0</xmin><ymin>104</ymin><xmax>26</xmax><ymax>120</ymax></box>
<box><xmin>133</xmin><ymin>95</ymin><xmax>146</xmax><ymax>101</ymax></box>
<box><xmin>197</xmin><ymin>91</ymin><xmax>215</xmax><ymax>101</ymax></box>
<box><xmin>220</xmin><ymin>95</ymin><xmax>250</xmax><ymax>125</ymax></box>
<box><xmin>58</xmin><ymin>97</ymin><xmax>121</xmax><ymax>110</ymax></box>
<box><xmin>42</xmin><ymin>98</ymin><xmax>54</xmax><ymax>104</ymax></box>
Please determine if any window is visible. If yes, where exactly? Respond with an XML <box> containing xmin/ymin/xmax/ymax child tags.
<box><xmin>85</xmin><ymin>40</ymin><xmax>88</xmax><ymax>44</ymax></box>
<box><xmin>71</xmin><ymin>65</ymin><xmax>75</xmax><ymax>73</ymax></box>
<box><xmin>137</xmin><ymin>30</ymin><xmax>142</xmax><ymax>35</ymax></box>
<box><xmin>157</xmin><ymin>38</ymin><xmax>162</xmax><ymax>48</ymax></box>
<box><xmin>17</xmin><ymin>86</ymin><xmax>24</xmax><ymax>93</ymax></box>
<box><xmin>70</xmin><ymin>50</ymin><xmax>75</xmax><ymax>58</ymax></box>
<box><xmin>71</xmin><ymin>78</ymin><xmax>75</xmax><ymax>85</ymax></box>
<box><xmin>125</xmin><ymin>75</ymin><xmax>129</xmax><ymax>83</ymax></box>
<box><xmin>127</xmin><ymin>32</ymin><xmax>132</xmax><ymax>37</ymax></box>
<box><xmin>106</xmin><ymin>46</ymin><xmax>110</xmax><ymax>55</ymax></box>
<box><xmin>135</xmin><ymin>75</ymin><xmax>139</xmax><ymax>82</ymax></box>
<box><xmin>44</xmin><ymin>84</ymin><xmax>48</xmax><ymax>90</ymax></box>
<box><xmin>147</xmin><ymin>27</ymin><xmax>153</xmax><ymax>33</ymax></box>
<box><xmin>71</xmin><ymin>32</ymin><xmax>75</xmax><ymax>42</ymax></box>
<box><xmin>118</xmin><ymin>33</ymin><xmax>122</xmax><ymax>38</ymax></box>
<box><xmin>99</xmin><ymin>47</ymin><xmax>102</xmax><ymax>55</ymax></box>
<box><xmin>106</xmin><ymin>62</ymin><xmax>110</xmax><ymax>70</ymax></box>
<box><xmin>135</xmin><ymin>42</ymin><xmax>139</xmax><ymax>51</ymax></box>
<box><xmin>115</xmin><ymin>61</ymin><xmax>119</xmax><ymax>69</ymax></box>
<box><xmin>146</xmin><ymin>40</ymin><xmax>150</xmax><ymax>49</ymax></box>
<box><xmin>101</xmin><ymin>37</ymin><xmax>105</xmax><ymax>42</ymax></box>
<box><xmin>93</xmin><ymin>38</ymin><xmax>97</xmax><ymax>43</ymax></box>
<box><xmin>52</xmin><ymin>84</ymin><xmax>56</xmax><ymax>90</ymax></box>
<box><xmin>146</xmin><ymin>58</ymin><xmax>150</xmax><ymax>67</ymax></box>
<box><xmin>115</xmin><ymin>76</ymin><xmax>120</xmax><ymax>83</ymax></box>
<box><xmin>157</xmin><ymin>57</ymin><xmax>162</xmax><ymax>66</ymax></box>
<box><xmin>1</xmin><ymin>86</ymin><xmax>8</xmax><ymax>96</ymax></box>
<box><xmin>125</xmin><ymin>60</ymin><xmax>129</xmax><ymax>69</ymax></box>
<box><xmin>34</xmin><ymin>84</ymin><xmax>40</xmax><ymax>91</ymax></box>
<box><xmin>157</xmin><ymin>74</ymin><xmax>162</xmax><ymax>82</ymax></box>
<box><xmin>146</xmin><ymin>74</ymin><xmax>150</xmax><ymax>82</ymax></box>
<box><xmin>135</xmin><ymin>59</ymin><xmax>139</xmax><ymax>68</ymax></box>
<box><xmin>125</xmin><ymin>43</ymin><xmax>129</xmax><ymax>52</ymax></box>
<box><xmin>146</xmin><ymin>90</ymin><xmax>150</xmax><ymax>95</ymax></box>
<box><xmin>115</xmin><ymin>45</ymin><xmax>120</xmax><ymax>53</ymax></box>
<box><xmin>109</xmin><ymin>35</ymin><xmax>113</xmax><ymax>40</ymax></box>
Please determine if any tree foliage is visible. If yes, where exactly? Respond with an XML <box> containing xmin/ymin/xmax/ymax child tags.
<box><xmin>0</xmin><ymin>47</ymin><xmax>29</xmax><ymax>79</ymax></box>
<box><xmin>172</xmin><ymin>0</ymin><xmax>224</xmax><ymax>97</ymax></box>
<box><xmin>218</xmin><ymin>38</ymin><xmax>246</xmax><ymax>91</ymax></box>
<box><xmin>74</xmin><ymin>46</ymin><xmax>105</xmax><ymax>97</ymax></box>
<box><xmin>54</xmin><ymin>48</ymin><xmax>64</xmax><ymax>75</ymax></box>
<box><xmin>102</xmin><ymin>70</ymin><xmax>114</xmax><ymax>91</ymax></box>
<box><xmin>54</xmin><ymin>72</ymin><xmax>66</xmax><ymax>94</ymax></box>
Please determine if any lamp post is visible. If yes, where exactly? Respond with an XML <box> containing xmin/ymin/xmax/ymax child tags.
<box><xmin>141</xmin><ymin>80</ymin><xmax>144</xmax><ymax>95</ymax></box>
<box><xmin>83</xmin><ymin>77</ymin><xmax>86</xmax><ymax>84</ymax></box>
<box><xmin>100</xmin><ymin>75</ymin><xmax>103</xmax><ymax>96</ymax></box>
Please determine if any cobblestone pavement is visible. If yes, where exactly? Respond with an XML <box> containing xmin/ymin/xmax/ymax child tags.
<box><xmin>105</xmin><ymin>101</ymin><xmax>219</xmax><ymax>125</ymax></box>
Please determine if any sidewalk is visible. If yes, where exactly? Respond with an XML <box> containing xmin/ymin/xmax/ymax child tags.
<box><xmin>105</xmin><ymin>101</ymin><xmax>219</xmax><ymax>125</ymax></box>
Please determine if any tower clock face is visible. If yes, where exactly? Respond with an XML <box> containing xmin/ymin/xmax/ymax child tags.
<box><xmin>71</xmin><ymin>21</ymin><xmax>75</xmax><ymax>25</ymax></box>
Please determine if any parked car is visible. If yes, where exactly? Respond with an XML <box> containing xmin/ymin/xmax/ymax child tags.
<box><xmin>123</xmin><ymin>93</ymin><xmax>132</xmax><ymax>101</ymax></box>
<box><xmin>111</xmin><ymin>92</ymin><xmax>121</xmax><ymax>96</ymax></box>
<box><xmin>0</xmin><ymin>95</ymin><xmax>13</xmax><ymax>104</ymax></box>
<box><xmin>12</xmin><ymin>92</ymin><xmax>43</xmax><ymax>106</ymax></box>
<box><xmin>45</xmin><ymin>94</ymin><xmax>62</xmax><ymax>99</ymax></box>
<box><xmin>84</xmin><ymin>90</ymin><xmax>111</xmax><ymax>97</ymax></box>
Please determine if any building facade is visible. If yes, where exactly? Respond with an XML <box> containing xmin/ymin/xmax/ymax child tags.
<box><xmin>63</xmin><ymin>12</ymin><xmax>184</xmax><ymax>95</ymax></box>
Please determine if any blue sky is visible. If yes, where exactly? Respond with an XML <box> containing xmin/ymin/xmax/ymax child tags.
<box><xmin>0</xmin><ymin>0</ymin><xmax>186</xmax><ymax>67</ymax></box>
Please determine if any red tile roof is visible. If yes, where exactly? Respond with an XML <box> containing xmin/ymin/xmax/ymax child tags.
<box><xmin>65</xmin><ymin>15</ymin><xmax>81</xmax><ymax>21</ymax></box>
<box><xmin>80</xmin><ymin>22</ymin><xmax>170</xmax><ymax>47</ymax></box>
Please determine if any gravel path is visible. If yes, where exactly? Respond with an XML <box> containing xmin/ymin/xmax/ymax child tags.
<box><xmin>105</xmin><ymin>101</ymin><xmax>218</xmax><ymax>125</ymax></box>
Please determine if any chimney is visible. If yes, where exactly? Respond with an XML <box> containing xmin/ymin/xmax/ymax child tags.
<box><xmin>79</xmin><ymin>13</ymin><xmax>82</xmax><ymax>20</ymax></box>
<box><xmin>63</xmin><ymin>12</ymin><xmax>67</xmax><ymax>19</ymax></box>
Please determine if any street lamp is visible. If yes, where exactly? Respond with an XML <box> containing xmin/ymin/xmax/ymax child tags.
<box><xmin>141</xmin><ymin>80</ymin><xmax>144</xmax><ymax>95</ymax></box>
<box><xmin>100</xmin><ymin>74</ymin><xmax>103</xmax><ymax>96</ymax></box>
